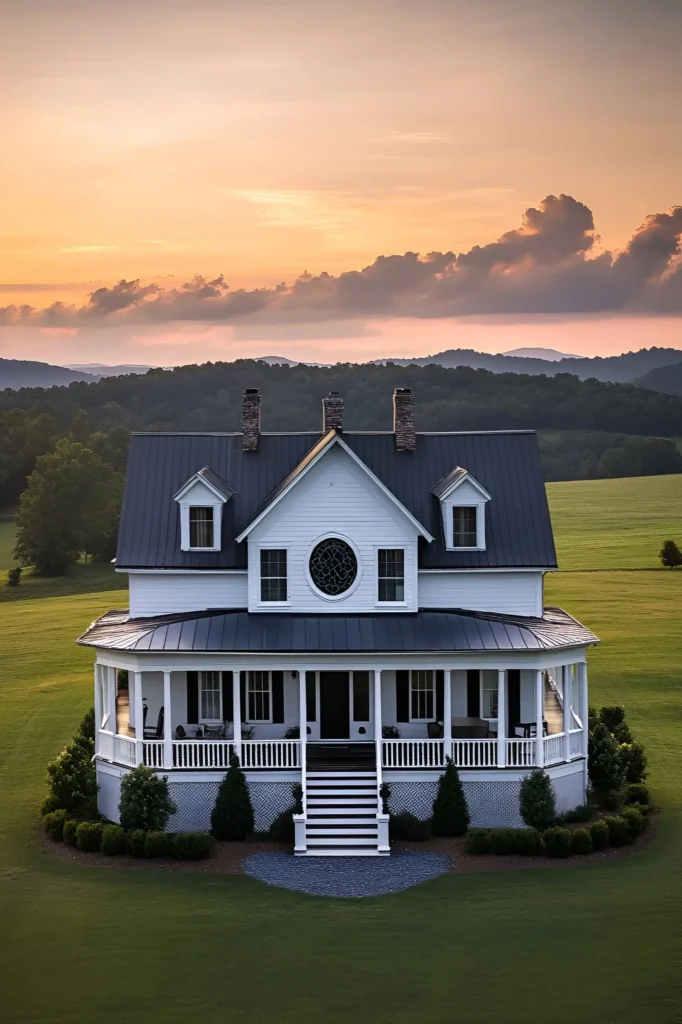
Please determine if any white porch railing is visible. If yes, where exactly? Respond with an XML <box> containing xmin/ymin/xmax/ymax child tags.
<box><xmin>543</xmin><ymin>732</ymin><xmax>566</xmax><ymax>765</ymax></box>
<box><xmin>114</xmin><ymin>734</ymin><xmax>137</xmax><ymax>767</ymax></box>
<box><xmin>506</xmin><ymin>738</ymin><xmax>535</xmax><ymax>767</ymax></box>
<box><xmin>143</xmin><ymin>740</ymin><xmax>164</xmax><ymax>769</ymax></box>
<box><xmin>450</xmin><ymin>738</ymin><xmax>498</xmax><ymax>768</ymax></box>
<box><xmin>569</xmin><ymin>728</ymin><xmax>583</xmax><ymax>758</ymax></box>
<box><xmin>240</xmin><ymin>739</ymin><xmax>301</xmax><ymax>769</ymax></box>
<box><xmin>172</xmin><ymin>739</ymin><xmax>233</xmax><ymax>769</ymax></box>
<box><xmin>382</xmin><ymin>739</ymin><xmax>446</xmax><ymax>769</ymax></box>
<box><xmin>97</xmin><ymin>729</ymin><xmax>114</xmax><ymax>760</ymax></box>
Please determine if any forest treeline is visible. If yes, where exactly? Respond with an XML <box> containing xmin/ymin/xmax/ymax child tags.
<box><xmin>2</xmin><ymin>360</ymin><xmax>682</xmax><ymax>508</ymax></box>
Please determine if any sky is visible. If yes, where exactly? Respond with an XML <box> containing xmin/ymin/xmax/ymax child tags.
<box><xmin>1</xmin><ymin>0</ymin><xmax>682</xmax><ymax>366</ymax></box>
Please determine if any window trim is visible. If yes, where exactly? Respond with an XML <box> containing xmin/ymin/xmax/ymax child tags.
<box><xmin>304</xmin><ymin>533</ymin><xmax>363</xmax><ymax>602</ymax></box>
<box><xmin>199</xmin><ymin>670</ymin><xmax>223</xmax><ymax>723</ymax></box>
<box><xmin>377</xmin><ymin>547</ymin><xmax>406</xmax><ymax>604</ymax></box>
<box><xmin>259</xmin><ymin>548</ymin><xmax>288</xmax><ymax>604</ymax></box>
<box><xmin>409</xmin><ymin>669</ymin><xmax>436</xmax><ymax>723</ymax></box>
<box><xmin>480</xmin><ymin>669</ymin><xmax>499</xmax><ymax>722</ymax></box>
<box><xmin>188</xmin><ymin>506</ymin><xmax>215</xmax><ymax>550</ymax></box>
<box><xmin>444</xmin><ymin>501</ymin><xmax>486</xmax><ymax>551</ymax></box>
<box><xmin>179</xmin><ymin>501</ymin><xmax>222</xmax><ymax>552</ymax></box>
<box><xmin>245</xmin><ymin>670</ymin><xmax>273</xmax><ymax>724</ymax></box>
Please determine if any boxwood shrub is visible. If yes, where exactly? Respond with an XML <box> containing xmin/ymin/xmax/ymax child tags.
<box><xmin>41</xmin><ymin>794</ymin><xmax>63</xmax><ymax>817</ymax></box>
<box><xmin>606</xmin><ymin>815</ymin><xmax>631</xmax><ymax>847</ymax></box>
<box><xmin>43</xmin><ymin>809</ymin><xmax>68</xmax><ymax>841</ymax></box>
<box><xmin>465</xmin><ymin>828</ymin><xmax>541</xmax><ymax>856</ymax></box>
<box><xmin>389</xmin><ymin>811</ymin><xmax>431</xmax><ymax>841</ymax></box>
<box><xmin>561</xmin><ymin>804</ymin><xmax>593</xmax><ymax>823</ymax></box>
<box><xmin>570</xmin><ymin>828</ymin><xmax>593</xmax><ymax>855</ymax></box>
<box><xmin>100</xmin><ymin>824</ymin><xmax>127</xmax><ymax>856</ymax></box>
<box><xmin>127</xmin><ymin>829</ymin><xmax>147</xmax><ymax>858</ymax></box>
<box><xmin>144</xmin><ymin>830</ymin><xmax>173</xmax><ymax>858</ymax></box>
<box><xmin>465</xmin><ymin>828</ymin><xmax>492</xmax><ymax>854</ymax></box>
<box><xmin>267</xmin><ymin>809</ymin><xmax>295</xmax><ymax>842</ymax></box>
<box><xmin>62</xmin><ymin>819</ymin><xmax>79</xmax><ymax>847</ymax></box>
<box><xmin>172</xmin><ymin>831</ymin><xmax>215</xmax><ymax>860</ymax></box>
<box><xmin>542</xmin><ymin>826</ymin><xmax>572</xmax><ymax>858</ymax></box>
<box><xmin>626</xmin><ymin>802</ymin><xmax>650</xmax><ymax>819</ymax></box>
<box><xmin>624</xmin><ymin>783</ymin><xmax>650</xmax><ymax>806</ymax></box>
<box><xmin>589</xmin><ymin>819</ymin><xmax>610</xmax><ymax>850</ymax></box>
<box><xmin>75</xmin><ymin>821</ymin><xmax>103</xmax><ymax>853</ymax></box>
<box><xmin>621</xmin><ymin>806</ymin><xmax>645</xmax><ymax>839</ymax></box>
<box><xmin>513</xmin><ymin>828</ymin><xmax>543</xmax><ymax>856</ymax></box>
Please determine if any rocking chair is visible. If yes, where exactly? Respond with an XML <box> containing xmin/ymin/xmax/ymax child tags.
<box><xmin>144</xmin><ymin>705</ymin><xmax>164</xmax><ymax>739</ymax></box>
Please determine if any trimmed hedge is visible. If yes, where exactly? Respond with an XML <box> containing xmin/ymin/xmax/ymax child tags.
<box><xmin>76</xmin><ymin>821</ymin><xmax>103</xmax><ymax>853</ymax></box>
<box><xmin>466</xmin><ymin>828</ymin><xmax>493</xmax><ymax>855</ymax></box>
<box><xmin>43</xmin><ymin>809</ymin><xmax>68</xmax><ymax>841</ymax></box>
<box><xmin>267</xmin><ymin>809</ymin><xmax>295</xmax><ymax>842</ymax></box>
<box><xmin>606</xmin><ymin>816</ymin><xmax>631</xmax><ymax>847</ymax></box>
<box><xmin>144</xmin><ymin>831</ymin><xmax>173</xmax><ymax>858</ymax></box>
<box><xmin>41</xmin><ymin>794</ymin><xmax>63</xmax><ymax>817</ymax></box>
<box><xmin>589</xmin><ymin>819</ymin><xmax>610</xmax><ymax>850</ymax></box>
<box><xmin>127</xmin><ymin>829</ymin><xmax>147</xmax><ymax>858</ymax></box>
<box><xmin>390</xmin><ymin>811</ymin><xmax>431</xmax><ymax>841</ymax></box>
<box><xmin>624</xmin><ymin>783</ymin><xmax>650</xmax><ymax>806</ymax></box>
<box><xmin>100</xmin><ymin>825</ymin><xmax>127</xmax><ymax>856</ymax></box>
<box><xmin>561</xmin><ymin>804</ymin><xmax>594</xmax><ymax>823</ymax></box>
<box><xmin>621</xmin><ymin>806</ymin><xmax>645</xmax><ymax>839</ymax></box>
<box><xmin>63</xmin><ymin>819</ymin><xmax>79</xmax><ymax>847</ymax></box>
<box><xmin>465</xmin><ymin>827</ymin><xmax>541</xmax><ymax>856</ymax></box>
<box><xmin>570</xmin><ymin>828</ymin><xmax>593</xmax><ymax>855</ymax></box>
<box><xmin>542</xmin><ymin>826</ymin><xmax>572</xmax><ymax>858</ymax></box>
<box><xmin>172</xmin><ymin>832</ymin><xmax>215</xmax><ymax>860</ymax></box>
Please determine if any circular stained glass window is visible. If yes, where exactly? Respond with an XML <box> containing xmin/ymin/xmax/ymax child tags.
<box><xmin>309</xmin><ymin>538</ymin><xmax>358</xmax><ymax>596</ymax></box>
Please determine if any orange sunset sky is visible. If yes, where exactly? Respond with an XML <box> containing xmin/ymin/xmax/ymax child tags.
<box><xmin>2</xmin><ymin>0</ymin><xmax>682</xmax><ymax>366</ymax></box>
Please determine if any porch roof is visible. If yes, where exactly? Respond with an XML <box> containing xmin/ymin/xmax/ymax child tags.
<box><xmin>78</xmin><ymin>606</ymin><xmax>598</xmax><ymax>654</ymax></box>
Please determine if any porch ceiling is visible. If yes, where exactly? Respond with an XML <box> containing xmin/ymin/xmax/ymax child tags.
<box><xmin>77</xmin><ymin>606</ymin><xmax>598</xmax><ymax>654</ymax></box>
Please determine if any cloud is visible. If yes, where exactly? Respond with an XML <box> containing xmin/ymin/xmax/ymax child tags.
<box><xmin>2</xmin><ymin>194</ymin><xmax>682</xmax><ymax>327</ymax></box>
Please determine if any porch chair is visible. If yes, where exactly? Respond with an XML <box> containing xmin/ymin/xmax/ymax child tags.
<box><xmin>144</xmin><ymin>705</ymin><xmax>164</xmax><ymax>739</ymax></box>
<box><xmin>427</xmin><ymin>721</ymin><xmax>444</xmax><ymax>739</ymax></box>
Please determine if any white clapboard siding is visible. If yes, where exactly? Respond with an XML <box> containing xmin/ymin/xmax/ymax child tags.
<box><xmin>418</xmin><ymin>571</ymin><xmax>543</xmax><ymax>617</ymax></box>
<box><xmin>248</xmin><ymin>444</ymin><xmax>419</xmax><ymax>613</ymax></box>
<box><xmin>128</xmin><ymin>572</ymin><xmax>248</xmax><ymax>617</ymax></box>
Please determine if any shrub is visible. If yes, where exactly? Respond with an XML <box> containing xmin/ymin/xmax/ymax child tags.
<box><xmin>100</xmin><ymin>824</ymin><xmax>127</xmax><ymax>855</ymax></box>
<box><xmin>267</xmin><ymin>810</ymin><xmax>295</xmax><ymax>842</ymax></box>
<box><xmin>43</xmin><ymin>809</ymin><xmax>68</xmax><ymax>841</ymax></box>
<box><xmin>292</xmin><ymin>783</ymin><xmax>304</xmax><ymax>816</ymax></box>
<box><xmin>561</xmin><ymin>804</ymin><xmax>593</xmax><ymax>823</ymax></box>
<box><xmin>589</xmin><ymin>819</ymin><xmax>610</xmax><ymax>850</ymax></box>
<box><xmin>613</xmin><ymin>721</ymin><xmax>633</xmax><ymax>744</ymax></box>
<box><xmin>382</xmin><ymin>725</ymin><xmax>401</xmax><ymax>738</ymax></box>
<box><xmin>621</xmin><ymin>806</ymin><xmax>645</xmax><ymax>839</ymax></box>
<box><xmin>519</xmin><ymin>769</ymin><xmax>556</xmax><ymax>831</ymax></box>
<box><xmin>606</xmin><ymin>816</ymin><xmax>631</xmax><ymax>847</ymax></box>
<box><xmin>77</xmin><ymin>707</ymin><xmax>96</xmax><ymax>743</ymax></box>
<box><xmin>144</xmin><ymin>830</ymin><xmax>173</xmax><ymax>858</ymax></box>
<box><xmin>619</xmin><ymin>743</ymin><xmax>647</xmax><ymax>784</ymax></box>
<box><xmin>40</xmin><ymin>794</ymin><xmax>63</xmax><ymax>817</ymax></box>
<box><xmin>489</xmin><ymin>828</ymin><xmax>517</xmax><ymax>855</ymax></box>
<box><xmin>432</xmin><ymin>758</ymin><xmax>470</xmax><ymax>836</ymax></box>
<box><xmin>7</xmin><ymin>566</ymin><xmax>22</xmax><ymax>587</ymax></box>
<box><xmin>466</xmin><ymin>828</ymin><xmax>492</xmax><ymax>855</ymax></box>
<box><xmin>46</xmin><ymin>735</ymin><xmax>97</xmax><ymax>818</ymax></box>
<box><xmin>598</xmin><ymin>790</ymin><xmax>623</xmax><ymax>812</ymax></box>
<box><xmin>513</xmin><ymin>829</ymin><xmax>543</xmax><ymax>856</ymax></box>
<box><xmin>570</xmin><ymin>828</ymin><xmax>593</xmax><ymax>855</ymax></box>
<box><xmin>76</xmin><ymin>821</ymin><xmax>103</xmax><ymax>853</ymax></box>
<box><xmin>127</xmin><ymin>829</ymin><xmax>147</xmax><ymax>857</ymax></box>
<box><xmin>210</xmin><ymin>754</ymin><xmax>254</xmax><ymax>841</ymax></box>
<box><xmin>626</xmin><ymin>802</ymin><xmax>650</xmax><ymax>819</ymax></box>
<box><xmin>390</xmin><ymin>811</ymin><xmax>431</xmax><ymax>841</ymax></box>
<box><xmin>542</xmin><ymin>826</ymin><xmax>572</xmax><ymax>858</ymax></box>
<box><xmin>119</xmin><ymin>765</ymin><xmax>177</xmax><ymax>832</ymax></box>
<box><xmin>589</xmin><ymin>723</ymin><xmax>625</xmax><ymax>800</ymax></box>
<box><xmin>598</xmin><ymin>705</ymin><xmax>626</xmax><ymax>733</ymax></box>
<box><xmin>172</xmin><ymin>832</ymin><xmax>215</xmax><ymax>860</ymax></box>
<box><xmin>63</xmin><ymin>819</ymin><xmax>79</xmax><ymax>846</ymax></box>
<box><xmin>379</xmin><ymin>781</ymin><xmax>391</xmax><ymax>814</ymax></box>
<box><xmin>624</xmin><ymin>783</ymin><xmax>650</xmax><ymax>806</ymax></box>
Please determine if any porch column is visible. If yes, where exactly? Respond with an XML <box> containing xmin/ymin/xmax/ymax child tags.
<box><xmin>535</xmin><ymin>668</ymin><xmax>544</xmax><ymax>768</ymax></box>
<box><xmin>163</xmin><ymin>670</ymin><xmax>173</xmax><ymax>769</ymax></box>
<box><xmin>133</xmin><ymin>670</ymin><xmax>144</xmax><ymax>765</ymax></box>
<box><xmin>562</xmin><ymin>666</ymin><xmax>572</xmax><ymax>759</ymax></box>
<box><xmin>232</xmin><ymin>669</ymin><xmax>242</xmax><ymax>764</ymax></box>
<box><xmin>373</xmin><ymin>669</ymin><xmax>383</xmax><ymax>803</ymax></box>
<box><xmin>108</xmin><ymin>666</ymin><xmax>117</xmax><ymax>738</ymax></box>
<box><xmin>94</xmin><ymin>665</ymin><xmax>102</xmax><ymax>755</ymax></box>
<box><xmin>442</xmin><ymin>668</ymin><xmax>452</xmax><ymax>762</ymax></box>
<box><xmin>580</xmin><ymin>662</ymin><xmax>589</xmax><ymax>757</ymax></box>
<box><xmin>298</xmin><ymin>669</ymin><xmax>308</xmax><ymax>806</ymax></box>
<box><xmin>497</xmin><ymin>669</ymin><xmax>507</xmax><ymax>768</ymax></box>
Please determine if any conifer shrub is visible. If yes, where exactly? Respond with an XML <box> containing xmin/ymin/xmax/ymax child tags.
<box><xmin>100</xmin><ymin>824</ymin><xmax>127</xmax><ymax>855</ymax></box>
<box><xmin>389</xmin><ymin>811</ymin><xmax>431</xmax><ymax>841</ymax></box>
<box><xmin>542</xmin><ymin>826</ymin><xmax>572</xmax><ymax>858</ymax></box>
<box><xmin>570</xmin><ymin>828</ymin><xmax>593</xmax><ymax>855</ymax></box>
<box><xmin>466</xmin><ymin>828</ymin><xmax>493</xmax><ymax>854</ymax></box>
<box><xmin>144</xmin><ymin>830</ymin><xmax>173</xmax><ymax>857</ymax></box>
<box><xmin>119</xmin><ymin>765</ymin><xmax>177</xmax><ymax>833</ymax></box>
<box><xmin>624</xmin><ymin>782</ymin><xmax>650</xmax><ymax>806</ymax></box>
<box><xmin>605</xmin><ymin>816</ymin><xmax>631</xmax><ymax>847</ymax></box>
<box><xmin>75</xmin><ymin>821</ymin><xmax>103</xmax><ymax>852</ymax></box>
<box><xmin>7</xmin><ymin>566</ymin><xmax>22</xmax><ymax>587</ymax></box>
<box><xmin>63</xmin><ymin>819</ymin><xmax>79</xmax><ymax>847</ymax></box>
<box><xmin>172</xmin><ymin>832</ymin><xmax>214</xmax><ymax>860</ymax></box>
<box><xmin>589</xmin><ymin>819</ymin><xmax>610</xmax><ymax>850</ymax></box>
<box><xmin>621</xmin><ymin>806</ymin><xmax>645</xmax><ymax>839</ymax></box>
<box><xmin>46</xmin><ymin>735</ymin><xmax>97</xmax><ymax>818</ymax></box>
<box><xmin>519</xmin><ymin>769</ymin><xmax>556</xmax><ymax>831</ymax></box>
<box><xmin>619</xmin><ymin>742</ymin><xmax>647</xmax><ymax>784</ymax></box>
<box><xmin>210</xmin><ymin>754</ymin><xmax>255</xmax><ymax>840</ymax></box>
<box><xmin>43</xmin><ymin>809</ymin><xmax>68</xmax><ymax>841</ymax></box>
<box><xmin>432</xmin><ymin>758</ymin><xmax>470</xmax><ymax>836</ymax></box>
<box><xmin>127</xmin><ymin>829</ymin><xmax>147</xmax><ymax>857</ymax></box>
<box><xmin>589</xmin><ymin>723</ymin><xmax>625</xmax><ymax>802</ymax></box>
<box><xmin>598</xmin><ymin>705</ymin><xmax>626</xmax><ymax>733</ymax></box>
<box><xmin>612</xmin><ymin>721</ymin><xmax>633</xmax><ymax>744</ymax></box>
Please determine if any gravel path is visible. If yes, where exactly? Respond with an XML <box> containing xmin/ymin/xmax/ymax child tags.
<box><xmin>243</xmin><ymin>850</ymin><xmax>450</xmax><ymax>897</ymax></box>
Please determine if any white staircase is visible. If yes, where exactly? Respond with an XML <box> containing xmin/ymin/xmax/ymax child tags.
<box><xmin>303</xmin><ymin>769</ymin><xmax>386</xmax><ymax>856</ymax></box>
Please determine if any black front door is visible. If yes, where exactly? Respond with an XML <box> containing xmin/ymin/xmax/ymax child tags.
<box><xmin>319</xmin><ymin>672</ymin><xmax>350</xmax><ymax>739</ymax></box>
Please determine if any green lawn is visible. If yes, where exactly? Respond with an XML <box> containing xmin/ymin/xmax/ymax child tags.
<box><xmin>1</xmin><ymin>475</ymin><xmax>681</xmax><ymax>1023</ymax></box>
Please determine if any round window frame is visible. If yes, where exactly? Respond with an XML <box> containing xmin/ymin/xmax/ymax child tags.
<box><xmin>305</xmin><ymin>534</ymin><xmax>362</xmax><ymax>602</ymax></box>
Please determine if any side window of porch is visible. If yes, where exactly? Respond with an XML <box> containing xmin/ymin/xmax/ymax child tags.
<box><xmin>410</xmin><ymin>669</ymin><xmax>435</xmax><ymax>721</ymax></box>
<box><xmin>480</xmin><ymin>670</ymin><xmax>499</xmax><ymax>720</ymax></box>
<box><xmin>378</xmin><ymin>549</ymin><xmax>405</xmax><ymax>602</ymax></box>
<box><xmin>260</xmin><ymin>549</ymin><xmax>287</xmax><ymax>602</ymax></box>
<box><xmin>200</xmin><ymin>670</ymin><xmax>222</xmax><ymax>720</ymax></box>
<box><xmin>247</xmin><ymin>670</ymin><xmax>272</xmax><ymax>722</ymax></box>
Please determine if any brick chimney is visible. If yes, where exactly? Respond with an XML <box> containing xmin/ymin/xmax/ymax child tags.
<box><xmin>393</xmin><ymin>388</ymin><xmax>415</xmax><ymax>451</ymax></box>
<box><xmin>242</xmin><ymin>388</ymin><xmax>261</xmax><ymax>452</ymax></box>
<box><xmin>322</xmin><ymin>390</ymin><xmax>343</xmax><ymax>433</ymax></box>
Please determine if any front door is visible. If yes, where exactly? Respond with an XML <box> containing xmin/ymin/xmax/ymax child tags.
<box><xmin>319</xmin><ymin>672</ymin><xmax>350</xmax><ymax>739</ymax></box>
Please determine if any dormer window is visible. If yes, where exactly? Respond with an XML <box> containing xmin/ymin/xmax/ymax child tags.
<box><xmin>173</xmin><ymin>466</ymin><xmax>234</xmax><ymax>553</ymax></box>
<box><xmin>453</xmin><ymin>507</ymin><xmax>477</xmax><ymax>548</ymax></box>
<box><xmin>189</xmin><ymin>507</ymin><xmax>214</xmax><ymax>549</ymax></box>
<box><xmin>430</xmin><ymin>466</ymin><xmax>490</xmax><ymax>553</ymax></box>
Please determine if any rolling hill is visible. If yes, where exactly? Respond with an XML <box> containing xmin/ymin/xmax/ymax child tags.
<box><xmin>0</xmin><ymin>359</ymin><xmax>98</xmax><ymax>390</ymax></box>
<box><xmin>634</xmin><ymin>360</ymin><xmax>682</xmax><ymax>396</ymax></box>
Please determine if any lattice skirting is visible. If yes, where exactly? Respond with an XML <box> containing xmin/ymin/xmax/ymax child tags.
<box><xmin>166</xmin><ymin>780</ymin><xmax>294</xmax><ymax>833</ymax></box>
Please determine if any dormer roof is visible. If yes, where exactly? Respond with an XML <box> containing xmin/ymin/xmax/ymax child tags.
<box><xmin>430</xmin><ymin>466</ymin><xmax>491</xmax><ymax>502</ymax></box>
<box><xmin>173</xmin><ymin>466</ymin><xmax>235</xmax><ymax>503</ymax></box>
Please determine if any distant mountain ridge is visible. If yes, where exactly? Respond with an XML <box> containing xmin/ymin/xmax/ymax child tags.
<box><xmin>502</xmin><ymin>347</ymin><xmax>578</xmax><ymax>360</ymax></box>
<box><xmin>0</xmin><ymin>359</ymin><xmax>98</xmax><ymax>390</ymax></box>
<box><xmin>634</xmin><ymin>361</ymin><xmax>682</xmax><ymax>397</ymax></box>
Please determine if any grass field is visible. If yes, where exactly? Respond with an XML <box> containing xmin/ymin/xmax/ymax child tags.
<box><xmin>0</xmin><ymin>513</ymin><xmax>16</xmax><ymax>569</ymax></box>
<box><xmin>1</xmin><ymin>474</ymin><xmax>681</xmax><ymax>1023</ymax></box>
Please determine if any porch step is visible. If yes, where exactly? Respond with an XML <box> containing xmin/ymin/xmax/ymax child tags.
<box><xmin>299</xmin><ymin>749</ymin><xmax>384</xmax><ymax>857</ymax></box>
<box><xmin>306</xmin><ymin>836</ymin><xmax>379</xmax><ymax>847</ymax></box>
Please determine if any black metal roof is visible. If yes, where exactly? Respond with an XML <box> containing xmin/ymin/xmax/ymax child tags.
<box><xmin>115</xmin><ymin>429</ymin><xmax>556</xmax><ymax>570</ymax></box>
<box><xmin>78</xmin><ymin>606</ymin><xmax>596</xmax><ymax>653</ymax></box>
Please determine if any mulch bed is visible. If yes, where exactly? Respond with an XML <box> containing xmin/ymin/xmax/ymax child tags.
<box><xmin>41</xmin><ymin>813</ymin><xmax>658</xmax><ymax>877</ymax></box>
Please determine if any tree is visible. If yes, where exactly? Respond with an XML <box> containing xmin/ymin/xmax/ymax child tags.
<box><xmin>46</xmin><ymin>735</ymin><xmax>98</xmax><ymax>818</ymax></box>
<box><xmin>119</xmin><ymin>765</ymin><xmax>177</xmax><ymax>832</ymax></box>
<box><xmin>519</xmin><ymin>769</ymin><xmax>556</xmax><ymax>831</ymax></box>
<box><xmin>588</xmin><ymin>722</ymin><xmax>625</xmax><ymax>800</ymax></box>
<box><xmin>432</xmin><ymin>758</ymin><xmax>470</xmax><ymax>836</ymax></box>
<box><xmin>210</xmin><ymin>753</ymin><xmax>255</xmax><ymax>840</ymax></box>
<box><xmin>14</xmin><ymin>439</ymin><xmax>123</xmax><ymax>574</ymax></box>
<box><xmin>660</xmin><ymin>539</ymin><xmax>682</xmax><ymax>569</ymax></box>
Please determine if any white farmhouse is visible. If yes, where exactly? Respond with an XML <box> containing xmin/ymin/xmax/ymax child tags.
<box><xmin>79</xmin><ymin>387</ymin><xmax>597</xmax><ymax>855</ymax></box>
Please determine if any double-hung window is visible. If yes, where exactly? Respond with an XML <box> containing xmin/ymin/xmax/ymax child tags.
<box><xmin>378</xmin><ymin>549</ymin><xmax>405</xmax><ymax>602</ymax></box>
<box><xmin>452</xmin><ymin>506</ymin><xmax>477</xmax><ymax>548</ymax></box>
<box><xmin>481</xmin><ymin>670</ymin><xmax>499</xmax><ymax>720</ymax></box>
<box><xmin>200</xmin><ymin>671</ymin><xmax>221</xmax><ymax>721</ymax></box>
<box><xmin>247</xmin><ymin>671</ymin><xmax>272</xmax><ymax>722</ymax></box>
<box><xmin>410</xmin><ymin>670</ymin><xmax>435</xmax><ymax>721</ymax></box>
<box><xmin>260</xmin><ymin>549</ymin><xmax>287</xmax><ymax>602</ymax></box>
<box><xmin>189</xmin><ymin>507</ymin><xmax>214</xmax><ymax>548</ymax></box>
